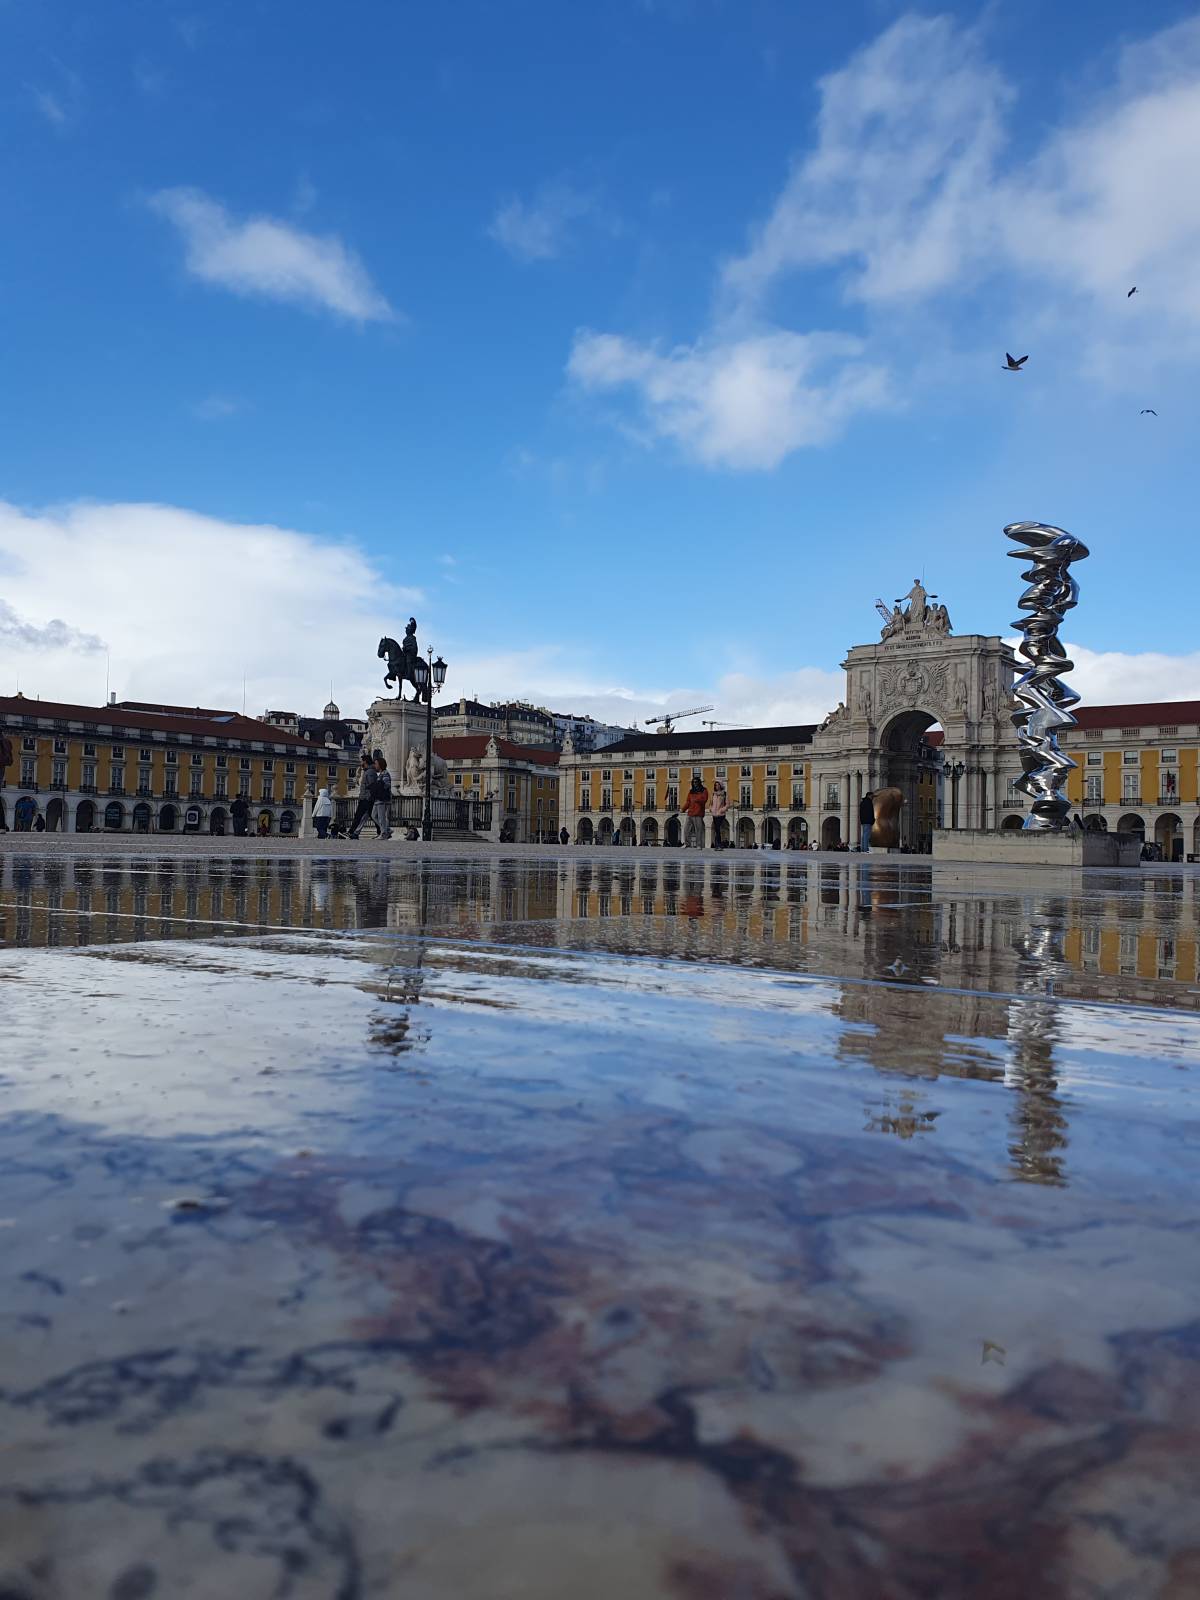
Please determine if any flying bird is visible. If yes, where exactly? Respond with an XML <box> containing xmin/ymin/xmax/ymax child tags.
<box><xmin>1141</xmin><ymin>408</ymin><xmax>1157</xmax><ymax>416</ymax></box>
<box><xmin>1003</xmin><ymin>352</ymin><xmax>1028</xmax><ymax>371</ymax></box>
<box><xmin>1127</xmin><ymin>286</ymin><xmax>1138</xmax><ymax>297</ymax></box>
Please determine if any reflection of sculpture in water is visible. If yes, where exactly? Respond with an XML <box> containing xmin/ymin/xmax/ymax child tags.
<box><xmin>869</xmin><ymin>787</ymin><xmax>904</xmax><ymax>849</ymax></box>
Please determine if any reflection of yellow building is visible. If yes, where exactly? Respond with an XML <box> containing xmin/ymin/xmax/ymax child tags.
<box><xmin>0</xmin><ymin>694</ymin><xmax>356</xmax><ymax>835</ymax></box>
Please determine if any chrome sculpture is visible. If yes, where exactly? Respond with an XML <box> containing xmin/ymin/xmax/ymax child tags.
<box><xmin>1006</xmin><ymin>521</ymin><xmax>1090</xmax><ymax>831</ymax></box>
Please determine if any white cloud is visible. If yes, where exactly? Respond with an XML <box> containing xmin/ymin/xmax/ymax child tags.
<box><xmin>148</xmin><ymin>188</ymin><xmax>394</xmax><ymax>323</ymax></box>
<box><xmin>0</xmin><ymin>501</ymin><xmax>420</xmax><ymax>716</ymax></box>
<box><xmin>488</xmin><ymin>183</ymin><xmax>595</xmax><ymax>262</ymax></box>
<box><xmin>568</xmin><ymin>329</ymin><xmax>891</xmax><ymax>469</ymax></box>
<box><xmin>572</xmin><ymin>13</ymin><xmax>1200</xmax><ymax>469</ymax></box>
<box><xmin>192</xmin><ymin>394</ymin><xmax>246</xmax><ymax>421</ymax></box>
<box><xmin>1043</xmin><ymin>643</ymin><xmax>1200</xmax><ymax>708</ymax></box>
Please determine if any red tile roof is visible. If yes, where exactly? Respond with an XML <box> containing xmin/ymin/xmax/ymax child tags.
<box><xmin>435</xmin><ymin>735</ymin><xmax>560</xmax><ymax>767</ymax></box>
<box><xmin>1072</xmin><ymin>701</ymin><xmax>1200</xmax><ymax>730</ymax></box>
<box><xmin>0</xmin><ymin>694</ymin><xmax>323</xmax><ymax>750</ymax></box>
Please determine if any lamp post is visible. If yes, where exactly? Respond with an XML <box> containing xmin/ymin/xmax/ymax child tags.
<box><xmin>949</xmin><ymin>760</ymin><xmax>965</xmax><ymax>830</ymax></box>
<box><xmin>409</xmin><ymin>650</ymin><xmax>448</xmax><ymax>842</ymax></box>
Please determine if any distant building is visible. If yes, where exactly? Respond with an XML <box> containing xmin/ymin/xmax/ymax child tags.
<box><xmin>435</xmin><ymin>734</ymin><xmax>560</xmax><ymax>843</ymax></box>
<box><xmin>262</xmin><ymin>698</ymin><xmax>366</xmax><ymax>754</ymax></box>
<box><xmin>433</xmin><ymin>697</ymin><xmax>636</xmax><ymax>752</ymax></box>
<box><xmin>0</xmin><ymin>693</ymin><xmax>358</xmax><ymax>834</ymax></box>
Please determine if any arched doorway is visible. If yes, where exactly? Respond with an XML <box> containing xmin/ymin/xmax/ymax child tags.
<box><xmin>132</xmin><ymin>802</ymin><xmax>152</xmax><ymax>833</ymax></box>
<box><xmin>879</xmin><ymin>711</ymin><xmax>943</xmax><ymax>846</ymax></box>
<box><xmin>787</xmin><ymin>817</ymin><xmax>807</xmax><ymax>849</ymax></box>
<box><xmin>279</xmin><ymin>810</ymin><xmax>296</xmax><ymax>836</ymax></box>
<box><xmin>1155</xmin><ymin>813</ymin><xmax>1183</xmax><ymax>862</ymax></box>
<box><xmin>45</xmin><ymin>797</ymin><xmax>66</xmax><ymax>832</ymax></box>
<box><xmin>597</xmin><ymin>817</ymin><xmax>614</xmax><ymax>844</ymax></box>
<box><xmin>14</xmin><ymin>796</ymin><xmax>38</xmax><ymax>831</ymax></box>
<box><xmin>736</xmin><ymin>817</ymin><xmax>756</xmax><ymax>848</ymax></box>
<box><xmin>1083</xmin><ymin>814</ymin><xmax>1107</xmax><ymax>833</ymax></box>
<box><xmin>103</xmin><ymin>801</ymin><xmax>124</xmax><ymax>831</ymax></box>
<box><xmin>209</xmin><ymin>807</ymin><xmax>227</xmax><ymax>836</ymax></box>
<box><xmin>75</xmin><ymin>799</ymin><xmax>95</xmax><ymax>832</ymax></box>
<box><xmin>1118</xmin><ymin>812</ymin><xmax>1145</xmax><ymax>841</ymax></box>
<box><xmin>576</xmin><ymin>817</ymin><xmax>594</xmax><ymax>844</ymax></box>
<box><xmin>761</xmin><ymin>816</ymin><xmax>781</xmax><ymax>848</ymax></box>
<box><xmin>619</xmin><ymin>817</ymin><xmax>636</xmax><ymax>845</ymax></box>
<box><xmin>664</xmin><ymin>816</ymin><xmax>681</xmax><ymax>847</ymax></box>
<box><xmin>1000</xmin><ymin>814</ymin><xmax>1024</xmax><ymax>831</ymax></box>
<box><xmin>820</xmin><ymin>814</ymin><xmax>841</xmax><ymax>849</ymax></box>
<box><xmin>640</xmin><ymin>817</ymin><xmax>659</xmax><ymax>846</ymax></box>
<box><xmin>257</xmin><ymin>810</ymin><xmax>274</xmax><ymax>836</ymax></box>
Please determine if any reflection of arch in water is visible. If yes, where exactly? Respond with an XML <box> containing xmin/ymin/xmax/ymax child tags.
<box><xmin>640</xmin><ymin>816</ymin><xmax>658</xmax><ymax>846</ymax></box>
<box><xmin>576</xmin><ymin>817</ymin><xmax>594</xmax><ymax>845</ymax></box>
<box><xmin>820</xmin><ymin>814</ymin><xmax>841</xmax><ymax>849</ymax></box>
<box><xmin>1155</xmin><ymin>812</ymin><xmax>1183</xmax><ymax>861</ymax></box>
<box><xmin>132</xmin><ymin>802</ymin><xmax>153</xmax><ymax>833</ymax></box>
<box><xmin>664</xmin><ymin>816</ymin><xmax>682</xmax><ymax>847</ymax></box>
<box><xmin>736</xmin><ymin>817</ymin><xmax>755</xmax><ymax>848</ymax></box>
<box><xmin>1118</xmin><ymin>812</ymin><xmax>1144</xmax><ymax>839</ymax></box>
<box><xmin>75</xmin><ymin>799</ymin><xmax>95</xmax><ymax>832</ymax></box>
<box><xmin>787</xmin><ymin>816</ymin><xmax>807</xmax><ymax>848</ymax></box>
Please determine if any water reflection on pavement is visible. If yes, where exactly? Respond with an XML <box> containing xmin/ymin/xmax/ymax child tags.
<box><xmin>1</xmin><ymin>851</ymin><xmax>1198</xmax><ymax>1598</ymax></box>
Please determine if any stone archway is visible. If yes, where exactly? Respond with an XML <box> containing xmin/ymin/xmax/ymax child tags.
<box><xmin>45</xmin><ymin>797</ymin><xmax>66</xmax><ymax>833</ymax></box>
<box><xmin>209</xmin><ymin>807</ymin><xmax>228</xmax><ymax>836</ymax></box>
<box><xmin>879</xmin><ymin>710</ymin><xmax>942</xmax><ymax>847</ymax></box>
<box><xmin>1083</xmin><ymin>814</ymin><xmax>1107</xmax><ymax>832</ymax></box>
<box><xmin>132</xmin><ymin>802</ymin><xmax>152</xmax><ymax>833</ymax></box>
<box><xmin>761</xmin><ymin>816</ymin><xmax>781</xmax><ymax>848</ymax></box>
<box><xmin>664</xmin><ymin>816</ymin><xmax>682</xmax><ymax>847</ymax></box>
<box><xmin>1155</xmin><ymin>812</ymin><xmax>1183</xmax><ymax>862</ymax></box>
<box><xmin>640</xmin><ymin>817</ymin><xmax>658</xmax><ymax>846</ymax></box>
<box><xmin>787</xmin><ymin>816</ymin><xmax>807</xmax><ymax>848</ymax></box>
<box><xmin>14</xmin><ymin>796</ymin><xmax>38</xmax><ymax>831</ymax></box>
<box><xmin>1000</xmin><ymin>814</ymin><xmax>1024</xmax><ymax>831</ymax></box>
<box><xmin>103</xmin><ymin>801</ymin><xmax>125</xmax><ymax>831</ymax></box>
<box><xmin>736</xmin><ymin>817</ymin><xmax>756</xmax><ymax>848</ymax></box>
<box><xmin>159</xmin><ymin>803</ymin><xmax>177</xmax><ymax>832</ymax></box>
<box><xmin>1118</xmin><ymin>812</ymin><xmax>1145</xmax><ymax>840</ymax></box>
<box><xmin>74</xmin><ymin>799</ymin><xmax>95</xmax><ymax>832</ymax></box>
<box><xmin>820</xmin><ymin>814</ymin><xmax>841</xmax><ymax>849</ymax></box>
<box><xmin>619</xmin><ymin>817</ymin><xmax>636</xmax><ymax>845</ymax></box>
<box><xmin>597</xmin><ymin>817</ymin><xmax>614</xmax><ymax>844</ymax></box>
<box><xmin>576</xmin><ymin>817</ymin><xmax>594</xmax><ymax>845</ymax></box>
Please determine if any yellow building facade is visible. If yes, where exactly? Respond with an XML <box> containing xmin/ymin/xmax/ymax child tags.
<box><xmin>1</xmin><ymin>694</ymin><xmax>356</xmax><ymax>835</ymax></box>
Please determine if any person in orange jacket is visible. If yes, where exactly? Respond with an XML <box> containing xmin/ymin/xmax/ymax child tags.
<box><xmin>681</xmin><ymin>774</ymin><xmax>708</xmax><ymax>848</ymax></box>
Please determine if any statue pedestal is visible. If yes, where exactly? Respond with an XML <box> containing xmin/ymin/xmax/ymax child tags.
<box><xmin>365</xmin><ymin>698</ymin><xmax>426</xmax><ymax>791</ymax></box>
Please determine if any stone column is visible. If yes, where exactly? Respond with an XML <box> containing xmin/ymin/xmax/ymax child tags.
<box><xmin>842</xmin><ymin>771</ymin><xmax>851</xmax><ymax>849</ymax></box>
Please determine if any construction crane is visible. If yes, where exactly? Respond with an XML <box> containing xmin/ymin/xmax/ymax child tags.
<box><xmin>700</xmin><ymin>719</ymin><xmax>739</xmax><ymax>730</ymax></box>
<box><xmin>644</xmin><ymin>704</ymin><xmax>713</xmax><ymax>735</ymax></box>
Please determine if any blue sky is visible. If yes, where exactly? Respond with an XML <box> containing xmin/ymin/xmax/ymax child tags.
<box><xmin>3</xmin><ymin>0</ymin><xmax>1200</xmax><ymax>725</ymax></box>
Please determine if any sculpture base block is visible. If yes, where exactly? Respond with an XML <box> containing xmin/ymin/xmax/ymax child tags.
<box><xmin>869</xmin><ymin>846</ymin><xmax>902</xmax><ymax>854</ymax></box>
<box><xmin>932</xmin><ymin>829</ymin><xmax>1143</xmax><ymax>867</ymax></box>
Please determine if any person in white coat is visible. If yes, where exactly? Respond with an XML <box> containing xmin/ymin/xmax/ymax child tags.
<box><xmin>313</xmin><ymin>787</ymin><xmax>333</xmax><ymax>840</ymax></box>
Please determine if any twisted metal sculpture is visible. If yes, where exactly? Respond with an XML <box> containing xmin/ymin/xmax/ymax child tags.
<box><xmin>1006</xmin><ymin>521</ymin><xmax>1090</xmax><ymax>831</ymax></box>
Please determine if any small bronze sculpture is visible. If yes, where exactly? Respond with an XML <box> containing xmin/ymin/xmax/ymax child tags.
<box><xmin>378</xmin><ymin>619</ymin><xmax>423</xmax><ymax>701</ymax></box>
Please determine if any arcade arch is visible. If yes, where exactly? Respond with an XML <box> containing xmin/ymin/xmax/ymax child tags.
<box><xmin>576</xmin><ymin>817</ymin><xmax>594</xmax><ymax>845</ymax></box>
<box><xmin>640</xmin><ymin>817</ymin><xmax>659</xmax><ymax>846</ymax></box>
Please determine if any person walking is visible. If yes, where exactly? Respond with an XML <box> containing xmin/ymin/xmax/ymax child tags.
<box><xmin>371</xmin><ymin>755</ymin><xmax>393</xmax><ymax>840</ymax></box>
<box><xmin>313</xmin><ymin>786</ymin><xmax>332</xmax><ymax>840</ymax></box>
<box><xmin>231</xmin><ymin>794</ymin><xmax>249</xmax><ymax>837</ymax></box>
<box><xmin>347</xmin><ymin>752</ymin><xmax>375</xmax><ymax>839</ymax></box>
<box><xmin>709</xmin><ymin>778</ymin><xmax>728</xmax><ymax>850</ymax></box>
<box><xmin>559</xmin><ymin>826</ymin><xmax>570</xmax><ymax>846</ymax></box>
<box><xmin>859</xmin><ymin>791</ymin><xmax>875</xmax><ymax>852</ymax></box>
<box><xmin>681</xmin><ymin>774</ymin><xmax>708</xmax><ymax>849</ymax></box>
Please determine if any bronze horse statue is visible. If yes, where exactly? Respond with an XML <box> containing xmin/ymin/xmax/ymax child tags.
<box><xmin>378</xmin><ymin>620</ymin><xmax>424</xmax><ymax>701</ymax></box>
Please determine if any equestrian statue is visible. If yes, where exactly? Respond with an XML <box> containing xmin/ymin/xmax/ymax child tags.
<box><xmin>378</xmin><ymin>618</ymin><xmax>424</xmax><ymax>701</ymax></box>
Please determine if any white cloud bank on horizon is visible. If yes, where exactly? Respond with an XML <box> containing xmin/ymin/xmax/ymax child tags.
<box><xmin>148</xmin><ymin>188</ymin><xmax>394</xmax><ymax>323</ymax></box>
<box><xmin>1</xmin><ymin>500</ymin><xmax>1197</xmax><ymax>732</ymax></box>
<box><xmin>571</xmin><ymin>12</ymin><xmax>1200</xmax><ymax>467</ymax></box>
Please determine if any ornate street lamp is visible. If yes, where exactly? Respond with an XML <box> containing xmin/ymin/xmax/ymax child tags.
<box><xmin>949</xmin><ymin>760</ymin><xmax>966</xmax><ymax>830</ymax></box>
<box><xmin>410</xmin><ymin>651</ymin><xmax>448</xmax><ymax>841</ymax></box>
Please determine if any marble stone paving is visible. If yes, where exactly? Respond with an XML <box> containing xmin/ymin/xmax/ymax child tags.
<box><xmin>0</xmin><ymin>850</ymin><xmax>1198</xmax><ymax>1599</ymax></box>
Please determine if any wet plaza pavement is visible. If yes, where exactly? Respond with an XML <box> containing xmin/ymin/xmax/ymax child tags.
<box><xmin>1</xmin><ymin>848</ymin><xmax>1198</xmax><ymax>1598</ymax></box>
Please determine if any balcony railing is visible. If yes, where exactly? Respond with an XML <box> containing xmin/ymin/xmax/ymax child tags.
<box><xmin>108</xmin><ymin>785</ymin><xmax>126</xmax><ymax>796</ymax></box>
<box><xmin>578</xmin><ymin>803</ymin><xmax>592</xmax><ymax>813</ymax></box>
<box><xmin>1157</xmin><ymin>790</ymin><xmax>1181</xmax><ymax>807</ymax></box>
<box><xmin>1002</xmin><ymin>795</ymin><xmax>1027</xmax><ymax>808</ymax></box>
<box><xmin>823</xmin><ymin>799</ymin><xmax>841</xmax><ymax>811</ymax></box>
<box><xmin>18</xmin><ymin>779</ymin><xmax>39</xmax><ymax>791</ymax></box>
<box><xmin>49</xmin><ymin>779</ymin><xmax>69</xmax><ymax>792</ymax></box>
<box><xmin>79</xmin><ymin>783</ymin><xmax>97</xmax><ymax>795</ymax></box>
<box><xmin>599</xmin><ymin>801</ymin><xmax>613</xmax><ymax>812</ymax></box>
<box><xmin>136</xmin><ymin>786</ymin><xmax>155</xmax><ymax>798</ymax></box>
<box><xmin>1119</xmin><ymin>794</ymin><xmax>1142</xmax><ymax>807</ymax></box>
<box><xmin>1082</xmin><ymin>796</ymin><xmax>1105</xmax><ymax>808</ymax></box>
<box><xmin>763</xmin><ymin>801</ymin><xmax>778</xmax><ymax>812</ymax></box>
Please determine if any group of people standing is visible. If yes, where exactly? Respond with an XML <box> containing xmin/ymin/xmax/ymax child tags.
<box><xmin>680</xmin><ymin>776</ymin><xmax>730</xmax><ymax>848</ymax></box>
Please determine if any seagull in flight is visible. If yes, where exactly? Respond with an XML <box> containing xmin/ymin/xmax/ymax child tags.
<box><xmin>1003</xmin><ymin>352</ymin><xmax>1028</xmax><ymax>371</ymax></box>
<box><xmin>1141</xmin><ymin>408</ymin><xmax>1157</xmax><ymax>416</ymax></box>
<box><xmin>1127</xmin><ymin>286</ymin><xmax>1138</xmax><ymax>297</ymax></box>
